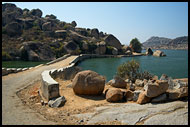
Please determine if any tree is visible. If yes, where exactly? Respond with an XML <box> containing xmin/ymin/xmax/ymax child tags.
<box><xmin>117</xmin><ymin>59</ymin><xmax>153</xmax><ymax>83</ymax></box>
<box><xmin>130</xmin><ymin>38</ymin><xmax>142</xmax><ymax>53</ymax></box>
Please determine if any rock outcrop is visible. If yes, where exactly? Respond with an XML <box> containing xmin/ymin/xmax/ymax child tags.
<box><xmin>72</xmin><ymin>70</ymin><xmax>105</xmax><ymax>95</ymax></box>
<box><xmin>153</xmin><ymin>50</ymin><xmax>166</xmax><ymax>57</ymax></box>
<box><xmin>108</xmin><ymin>76</ymin><xmax>127</xmax><ymax>88</ymax></box>
<box><xmin>104</xmin><ymin>34</ymin><xmax>122</xmax><ymax>50</ymax></box>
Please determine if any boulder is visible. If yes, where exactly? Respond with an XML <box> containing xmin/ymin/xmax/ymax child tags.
<box><xmin>160</xmin><ymin>74</ymin><xmax>169</xmax><ymax>80</ymax></box>
<box><xmin>125</xmin><ymin>50</ymin><xmax>132</xmax><ymax>55</ymax></box>
<box><xmin>5</xmin><ymin>22</ymin><xmax>22</xmax><ymax>36</ymax></box>
<box><xmin>151</xmin><ymin>93</ymin><xmax>167</xmax><ymax>103</ymax></box>
<box><xmin>104</xmin><ymin>34</ymin><xmax>122</xmax><ymax>50</ymax></box>
<box><xmin>146</xmin><ymin>48</ymin><xmax>153</xmax><ymax>55</ymax></box>
<box><xmin>16</xmin><ymin>18</ymin><xmax>35</xmax><ymax>30</ymax></box>
<box><xmin>99</xmin><ymin>31</ymin><xmax>105</xmax><ymax>38</ymax></box>
<box><xmin>54</xmin><ymin>30</ymin><xmax>67</xmax><ymax>38</ymax></box>
<box><xmin>48</xmin><ymin>96</ymin><xmax>66</xmax><ymax>108</ymax></box>
<box><xmin>95</xmin><ymin>41</ymin><xmax>106</xmax><ymax>55</ymax></box>
<box><xmin>168</xmin><ymin>87</ymin><xmax>188</xmax><ymax>100</ymax></box>
<box><xmin>135</xmin><ymin>79</ymin><xmax>144</xmax><ymax>87</ymax></box>
<box><xmin>173</xmin><ymin>80</ymin><xmax>188</xmax><ymax>89</ymax></box>
<box><xmin>137</xmin><ymin>91</ymin><xmax>151</xmax><ymax>104</ymax></box>
<box><xmin>64</xmin><ymin>41</ymin><xmax>80</xmax><ymax>55</ymax></box>
<box><xmin>112</xmin><ymin>47</ymin><xmax>118</xmax><ymax>55</ymax></box>
<box><xmin>133</xmin><ymin>90</ymin><xmax>143</xmax><ymax>102</ymax></box>
<box><xmin>72</xmin><ymin>70</ymin><xmax>105</xmax><ymax>95</ymax></box>
<box><xmin>109</xmin><ymin>76</ymin><xmax>126</xmax><ymax>88</ymax></box>
<box><xmin>144</xmin><ymin>80</ymin><xmax>169</xmax><ymax>98</ymax></box>
<box><xmin>75</xmin><ymin>28</ymin><xmax>88</xmax><ymax>36</ymax></box>
<box><xmin>29</xmin><ymin>9</ymin><xmax>42</xmax><ymax>18</ymax></box>
<box><xmin>20</xmin><ymin>41</ymin><xmax>55</xmax><ymax>61</ymax></box>
<box><xmin>91</xmin><ymin>28</ymin><xmax>99</xmax><ymax>39</ymax></box>
<box><xmin>71</xmin><ymin>21</ymin><xmax>77</xmax><ymax>27</ymax></box>
<box><xmin>45</xmin><ymin>14</ymin><xmax>57</xmax><ymax>19</ymax></box>
<box><xmin>82</xmin><ymin>41</ymin><xmax>89</xmax><ymax>50</ymax></box>
<box><xmin>106</xmin><ymin>88</ymin><xmax>123</xmax><ymax>102</ymax></box>
<box><xmin>69</xmin><ymin>30</ymin><xmax>87</xmax><ymax>41</ymax></box>
<box><xmin>42</xmin><ymin>22</ymin><xmax>52</xmax><ymax>31</ymax></box>
<box><xmin>153</xmin><ymin>50</ymin><xmax>166</xmax><ymax>57</ymax></box>
<box><xmin>125</xmin><ymin>90</ymin><xmax>134</xmax><ymax>101</ymax></box>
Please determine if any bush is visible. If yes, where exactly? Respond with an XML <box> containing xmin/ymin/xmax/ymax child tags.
<box><xmin>130</xmin><ymin>38</ymin><xmax>142</xmax><ymax>53</ymax></box>
<box><xmin>117</xmin><ymin>59</ymin><xmax>153</xmax><ymax>82</ymax></box>
<box><xmin>2</xmin><ymin>51</ymin><xmax>12</xmax><ymax>61</ymax></box>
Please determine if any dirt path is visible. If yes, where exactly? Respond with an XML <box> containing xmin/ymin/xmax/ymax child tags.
<box><xmin>2</xmin><ymin>55</ymin><xmax>78</xmax><ymax>125</ymax></box>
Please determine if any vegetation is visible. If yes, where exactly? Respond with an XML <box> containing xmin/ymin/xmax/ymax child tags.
<box><xmin>106</xmin><ymin>46</ymin><xmax>114</xmax><ymax>54</ymax></box>
<box><xmin>130</xmin><ymin>38</ymin><xmax>142</xmax><ymax>53</ymax></box>
<box><xmin>117</xmin><ymin>59</ymin><xmax>153</xmax><ymax>82</ymax></box>
<box><xmin>2</xmin><ymin>51</ymin><xmax>12</xmax><ymax>61</ymax></box>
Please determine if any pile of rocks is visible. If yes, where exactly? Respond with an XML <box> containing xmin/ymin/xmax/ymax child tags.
<box><xmin>105</xmin><ymin>74</ymin><xmax>188</xmax><ymax>104</ymax></box>
<box><xmin>146</xmin><ymin>48</ymin><xmax>166</xmax><ymax>57</ymax></box>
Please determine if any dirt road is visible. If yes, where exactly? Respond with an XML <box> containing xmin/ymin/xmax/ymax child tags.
<box><xmin>2</xmin><ymin>56</ymin><xmax>78</xmax><ymax>125</ymax></box>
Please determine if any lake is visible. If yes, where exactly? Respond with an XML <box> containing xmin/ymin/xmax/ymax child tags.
<box><xmin>2</xmin><ymin>61</ymin><xmax>48</xmax><ymax>68</ymax></box>
<box><xmin>78</xmin><ymin>50</ymin><xmax>188</xmax><ymax>82</ymax></box>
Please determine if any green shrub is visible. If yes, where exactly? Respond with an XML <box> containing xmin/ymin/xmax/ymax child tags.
<box><xmin>117</xmin><ymin>59</ymin><xmax>153</xmax><ymax>82</ymax></box>
<box><xmin>2</xmin><ymin>51</ymin><xmax>12</xmax><ymax>61</ymax></box>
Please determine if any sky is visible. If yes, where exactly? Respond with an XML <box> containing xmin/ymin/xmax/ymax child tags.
<box><xmin>2</xmin><ymin>2</ymin><xmax>188</xmax><ymax>45</ymax></box>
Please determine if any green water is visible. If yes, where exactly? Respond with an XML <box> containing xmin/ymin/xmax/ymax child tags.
<box><xmin>2</xmin><ymin>61</ymin><xmax>49</xmax><ymax>68</ymax></box>
<box><xmin>78</xmin><ymin>50</ymin><xmax>188</xmax><ymax>82</ymax></box>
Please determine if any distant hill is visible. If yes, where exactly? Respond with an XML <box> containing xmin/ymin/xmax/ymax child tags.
<box><xmin>142</xmin><ymin>36</ymin><xmax>188</xmax><ymax>50</ymax></box>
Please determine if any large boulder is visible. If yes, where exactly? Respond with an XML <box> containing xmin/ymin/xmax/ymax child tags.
<box><xmin>167</xmin><ymin>87</ymin><xmax>188</xmax><ymax>100</ymax></box>
<box><xmin>75</xmin><ymin>28</ymin><xmax>88</xmax><ymax>36</ymax></box>
<box><xmin>133</xmin><ymin>90</ymin><xmax>143</xmax><ymax>101</ymax></box>
<box><xmin>69</xmin><ymin>30</ymin><xmax>87</xmax><ymax>41</ymax></box>
<box><xmin>2</xmin><ymin>3</ymin><xmax>23</xmax><ymax>26</ymax></box>
<box><xmin>4</xmin><ymin>22</ymin><xmax>22</xmax><ymax>36</ymax></box>
<box><xmin>54</xmin><ymin>30</ymin><xmax>67</xmax><ymax>38</ymax></box>
<box><xmin>72</xmin><ymin>70</ymin><xmax>105</xmax><ymax>95</ymax></box>
<box><xmin>146</xmin><ymin>48</ymin><xmax>153</xmax><ymax>55</ymax></box>
<box><xmin>153</xmin><ymin>50</ymin><xmax>166</xmax><ymax>57</ymax></box>
<box><xmin>95</xmin><ymin>41</ymin><xmax>106</xmax><ymax>55</ymax></box>
<box><xmin>42</xmin><ymin>22</ymin><xmax>52</xmax><ymax>31</ymax></box>
<box><xmin>144</xmin><ymin>80</ymin><xmax>169</xmax><ymax>98</ymax></box>
<box><xmin>45</xmin><ymin>14</ymin><xmax>57</xmax><ymax>19</ymax></box>
<box><xmin>71</xmin><ymin>21</ymin><xmax>77</xmax><ymax>27</ymax></box>
<box><xmin>91</xmin><ymin>28</ymin><xmax>99</xmax><ymax>39</ymax></box>
<box><xmin>20</xmin><ymin>41</ymin><xmax>56</xmax><ymax>61</ymax></box>
<box><xmin>64</xmin><ymin>41</ymin><xmax>80</xmax><ymax>55</ymax></box>
<box><xmin>16</xmin><ymin>18</ymin><xmax>35</xmax><ymax>30</ymax></box>
<box><xmin>108</xmin><ymin>76</ymin><xmax>127</xmax><ymax>88</ymax></box>
<box><xmin>104</xmin><ymin>34</ymin><xmax>122</xmax><ymax>50</ymax></box>
<box><xmin>137</xmin><ymin>91</ymin><xmax>151</xmax><ymax>104</ymax></box>
<box><xmin>29</xmin><ymin>9</ymin><xmax>42</xmax><ymax>18</ymax></box>
<box><xmin>105</xmin><ymin>88</ymin><xmax>123</xmax><ymax>102</ymax></box>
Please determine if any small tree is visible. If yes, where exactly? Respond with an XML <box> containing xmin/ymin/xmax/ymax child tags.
<box><xmin>117</xmin><ymin>59</ymin><xmax>153</xmax><ymax>82</ymax></box>
<box><xmin>117</xmin><ymin>59</ymin><xmax>140</xmax><ymax>82</ymax></box>
<box><xmin>130</xmin><ymin>38</ymin><xmax>142</xmax><ymax>53</ymax></box>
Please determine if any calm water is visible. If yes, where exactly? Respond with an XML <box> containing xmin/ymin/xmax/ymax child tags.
<box><xmin>78</xmin><ymin>50</ymin><xmax>188</xmax><ymax>82</ymax></box>
<box><xmin>2</xmin><ymin>61</ymin><xmax>48</xmax><ymax>68</ymax></box>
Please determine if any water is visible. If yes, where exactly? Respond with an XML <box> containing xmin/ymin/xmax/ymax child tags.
<box><xmin>78</xmin><ymin>50</ymin><xmax>188</xmax><ymax>82</ymax></box>
<box><xmin>2</xmin><ymin>61</ymin><xmax>49</xmax><ymax>68</ymax></box>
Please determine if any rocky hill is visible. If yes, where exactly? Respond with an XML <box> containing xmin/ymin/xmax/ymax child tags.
<box><xmin>142</xmin><ymin>36</ymin><xmax>188</xmax><ymax>50</ymax></box>
<box><xmin>2</xmin><ymin>3</ymin><xmax>132</xmax><ymax>61</ymax></box>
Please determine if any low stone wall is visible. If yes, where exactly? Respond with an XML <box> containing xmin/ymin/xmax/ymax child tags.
<box><xmin>40</xmin><ymin>70</ymin><xmax>60</xmax><ymax>101</ymax></box>
<box><xmin>2</xmin><ymin>67</ymin><xmax>34</xmax><ymax>76</ymax></box>
<box><xmin>40</xmin><ymin>62</ymin><xmax>80</xmax><ymax>101</ymax></box>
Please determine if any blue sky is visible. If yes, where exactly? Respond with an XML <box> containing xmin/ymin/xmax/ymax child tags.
<box><xmin>3</xmin><ymin>2</ymin><xmax>188</xmax><ymax>45</ymax></box>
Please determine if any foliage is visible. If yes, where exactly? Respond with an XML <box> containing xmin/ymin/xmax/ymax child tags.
<box><xmin>2</xmin><ymin>27</ymin><xmax>6</xmax><ymax>34</ymax></box>
<box><xmin>50</xmin><ymin>43</ymin><xmax>66</xmax><ymax>58</ymax></box>
<box><xmin>2</xmin><ymin>51</ymin><xmax>12</xmax><ymax>61</ymax></box>
<box><xmin>117</xmin><ymin>59</ymin><xmax>153</xmax><ymax>82</ymax></box>
<box><xmin>130</xmin><ymin>38</ymin><xmax>142</xmax><ymax>53</ymax></box>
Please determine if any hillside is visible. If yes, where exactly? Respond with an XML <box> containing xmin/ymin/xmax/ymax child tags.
<box><xmin>2</xmin><ymin>3</ymin><xmax>130</xmax><ymax>61</ymax></box>
<box><xmin>142</xmin><ymin>36</ymin><xmax>188</xmax><ymax>50</ymax></box>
